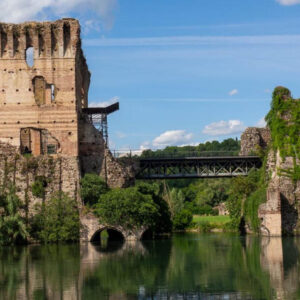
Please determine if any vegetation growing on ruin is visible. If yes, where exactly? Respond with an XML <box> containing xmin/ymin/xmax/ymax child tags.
<box><xmin>80</xmin><ymin>173</ymin><xmax>108</xmax><ymax>206</ymax></box>
<box><xmin>266</xmin><ymin>86</ymin><xmax>300</xmax><ymax>181</ymax></box>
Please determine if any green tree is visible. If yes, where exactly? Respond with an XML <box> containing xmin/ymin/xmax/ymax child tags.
<box><xmin>172</xmin><ymin>209</ymin><xmax>193</xmax><ymax>230</ymax></box>
<box><xmin>31</xmin><ymin>192</ymin><xmax>80</xmax><ymax>243</ymax></box>
<box><xmin>80</xmin><ymin>173</ymin><xmax>108</xmax><ymax>206</ymax></box>
<box><xmin>0</xmin><ymin>187</ymin><xmax>28</xmax><ymax>245</ymax></box>
<box><xmin>135</xmin><ymin>182</ymin><xmax>172</xmax><ymax>233</ymax></box>
<box><xmin>94</xmin><ymin>187</ymin><xmax>160</xmax><ymax>231</ymax></box>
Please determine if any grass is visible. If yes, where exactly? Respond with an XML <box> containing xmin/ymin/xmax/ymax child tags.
<box><xmin>193</xmin><ymin>215</ymin><xmax>230</xmax><ymax>224</ymax></box>
<box><xmin>189</xmin><ymin>215</ymin><xmax>231</xmax><ymax>232</ymax></box>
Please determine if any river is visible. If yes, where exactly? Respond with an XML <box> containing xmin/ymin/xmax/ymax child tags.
<box><xmin>1</xmin><ymin>233</ymin><xmax>299</xmax><ymax>299</ymax></box>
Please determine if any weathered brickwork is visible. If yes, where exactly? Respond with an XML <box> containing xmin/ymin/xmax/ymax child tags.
<box><xmin>0</xmin><ymin>19</ymin><xmax>135</xmax><ymax>241</ymax></box>
<box><xmin>0</xmin><ymin>19</ymin><xmax>89</xmax><ymax>156</ymax></box>
<box><xmin>0</xmin><ymin>18</ymin><xmax>133</xmax><ymax>189</ymax></box>
<box><xmin>0</xmin><ymin>142</ymin><xmax>81</xmax><ymax>212</ymax></box>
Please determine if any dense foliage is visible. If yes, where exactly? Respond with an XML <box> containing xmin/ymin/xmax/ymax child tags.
<box><xmin>94</xmin><ymin>187</ymin><xmax>160</xmax><ymax>231</ymax></box>
<box><xmin>227</xmin><ymin>86</ymin><xmax>299</xmax><ymax>232</ymax></box>
<box><xmin>227</xmin><ymin>169</ymin><xmax>267</xmax><ymax>232</ymax></box>
<box><xmin>80</xmin><ymin>173</ymin><xmax>108</xmax><ymax>206</ymax></box>
<box><xmin>0</xmin><ymin>187</ymin><xmax>28</xmax><ymax>245</ymax></box>
<box><xmin>31</xmin><ymin>192</ymin><xmax>80</xmax><ymax>243</ymax></box>
<box><xmin>266</xmin><ymin>87</ymin><xmax>300</xmax><ymax>181</ymax></box>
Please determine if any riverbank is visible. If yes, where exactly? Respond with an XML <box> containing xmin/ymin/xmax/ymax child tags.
<box><xmin>187</xmin><ymin>215</ymin><xmax>232</xmax><ymax>232</ymax></box>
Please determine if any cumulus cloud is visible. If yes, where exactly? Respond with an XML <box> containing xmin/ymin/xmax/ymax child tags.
<box><xmin>229</xmin><ymin>89</ymin><xmax>238</xmax><ymax>96</ymax></box>
<box><xmin>153</xmin><ymin>130</ymin><xmax>193</xmax><ymax>148</ymax></box>
<box><xmin>89</xmin><ymin>96</ymin><xmax>119</xmax><ymax>107</ymax></box>
<box><xmin>256</xmin><ymin>117</ymin><xmax>267</xmax><ymax>128</ymax></box>
<box><xmin>276</xmin><ymin>0</ymin><xmax>300</xmax><ymax>5</ymax></box>
<box><xmin>202</xmin><ymin>120</ymin><xmax>246</xmax><ymax>136</ymax></box>
<box><xmin>0</xmin><ymin>0</ymin><xmax>118</xmax><ymax>30</ymax></box>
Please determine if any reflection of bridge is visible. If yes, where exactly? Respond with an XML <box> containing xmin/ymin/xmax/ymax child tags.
<box><xmin>135</xmin><ymin>156</ymin><xmax>262</xmax><ymax>179</ymax></box>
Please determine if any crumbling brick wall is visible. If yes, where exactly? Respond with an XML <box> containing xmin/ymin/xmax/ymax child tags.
<box><xmin>0</xmin><ymin>18</ymin><xmax>133</xmax><ymax>189</ymax></box>
<box><xmin>0</xmin><ymin>142</ymin><xmax>81</xmax><ymax>214</ymax></box>
<box><xmin>79</xmin><ymin>117</ymin><xmax>135</xmax><ymax>188</ymax></box>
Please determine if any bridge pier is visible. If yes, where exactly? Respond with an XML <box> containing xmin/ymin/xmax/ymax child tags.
<box><xmin>259</xmin><ymin>188</ymin><xmax>282</xmax><ymax>236</ymax></box>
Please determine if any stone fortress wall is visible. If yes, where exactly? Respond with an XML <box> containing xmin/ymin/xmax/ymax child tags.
<box><xmin>240</xmin><ymin>122</ymin><xmax>300</xmax><ymax>236</ymax></box>
<box><xmin>0</xmin><ymin>19</ymin><xmax>134</xmax><ymax>237</ymax></box>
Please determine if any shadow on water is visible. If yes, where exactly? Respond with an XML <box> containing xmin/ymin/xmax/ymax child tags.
<box><xmin>91</xmin><ymin>228</ymin><xmax>125</xmax><ymax>253</ymax></box>
<box><xmin>3</xmin><ymin>234</ymin><xmax>300</xmax><ymax>299</ymax></box>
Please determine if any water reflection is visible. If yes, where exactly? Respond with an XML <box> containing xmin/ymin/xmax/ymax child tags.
<box><xmin>1</xmin><ymin>235</ymin><xmax>300</xmax><ymax>299</ymax></box>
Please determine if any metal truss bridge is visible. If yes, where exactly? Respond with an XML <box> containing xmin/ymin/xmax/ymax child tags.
<box><xmin>134</xmin><ymin>156</ymin><xmax>262</xmax><ymax>180</ymax></box>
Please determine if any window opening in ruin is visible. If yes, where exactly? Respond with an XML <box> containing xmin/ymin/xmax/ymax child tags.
<box><xmin>51</xmin><ymin>84</ymin><xmax>55</xmax><ymax>101</ymax></box>
<box><xmin>47</xmin><ymin>144</ymin><xmax>57</xmax><ymax>154</ymax></box>
<box><xmin>26</xmin><ymin>47</ymin><xmax>34</xmax><ymax>67</ymax></box>
<box><xmin>1</xmin><ymin>30</ymin><xmax>7</xmax><ymax>56</ymax></box>
<box><xmin>63</xmin><ymin>23</ymin><xmax>70</xmax><ymax>56</ymax></box>
<box><xmin>33</xmin><ymin>76</ymin><xmax>46</xmax><ymax>105</ymax></box>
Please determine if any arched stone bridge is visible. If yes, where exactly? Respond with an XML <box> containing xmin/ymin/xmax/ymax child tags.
<box><xmin>80</xmin><ymin>213</ymin><xmax>147</xmax><ymax>242</ymax></box>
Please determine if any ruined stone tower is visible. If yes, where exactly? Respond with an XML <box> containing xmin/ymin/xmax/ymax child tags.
<box><xmin>0</xmin><ymin>18</ymin><xmax>133</xmax><ymax>203</ymax></box>
<box><xmin>0</xmin><ymin>18</ymin><xmax>90</xmax><ymax>156</ymax></box>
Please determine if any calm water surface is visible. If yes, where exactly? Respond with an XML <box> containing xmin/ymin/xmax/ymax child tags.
<box><xmin>1</xmin><ymin>233</ymin><xmax>300</xmax><ymax>300</ymax></box>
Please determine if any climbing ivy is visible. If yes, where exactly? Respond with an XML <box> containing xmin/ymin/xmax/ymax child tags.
<box><xmin>265</xmin><ymin>87</ymin><xmax>300</xmax><ymax>181</ymax></box>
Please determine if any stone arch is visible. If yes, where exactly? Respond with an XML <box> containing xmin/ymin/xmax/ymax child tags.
<box><xmin>90</xmin><ymin>226</ymin><xmax>125</xmax><ymax>243</ymax></box>
<box><xmin>80</xmin><ymin>213</ymin><xmax>148</xmax><ymax>242</ymax></box>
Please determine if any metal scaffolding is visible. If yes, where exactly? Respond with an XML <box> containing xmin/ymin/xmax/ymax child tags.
<box><xmin>82</xmin><ymin>102</ymin><xmax>119</xmax><ymax>145</ymax></box>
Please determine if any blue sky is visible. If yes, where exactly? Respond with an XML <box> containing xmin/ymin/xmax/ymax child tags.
<box><xmin>2</xmin><ymin>0</ymin><xmax>300</xmax><ymax>151</ymax></box>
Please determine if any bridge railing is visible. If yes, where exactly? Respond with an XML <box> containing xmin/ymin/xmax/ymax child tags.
<box><xmin>111</xmin><ymin>149</ymin><xmax>252</xmax><ymax>159</ymax></box>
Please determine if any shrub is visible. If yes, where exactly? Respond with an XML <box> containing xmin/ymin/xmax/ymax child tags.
<box><xmin>0</xmin><ymin>187</ymin><xmax>28</xmax><ymax>245</ymax></box>
<box><xmin>172</xmin><ymin>209</ymin><xmax>193</xmax><ymax>230</ymax></box>
<box><xmin>197</xmin><ymin>221</ymin><xmax>213</xmax><ymax>233</ymax></box>
<box><xmin>31</xmin><ymin>192</ymin><xmax>80</xmax><ymax>243</ymax></box>
<box><xmin>32</xmin><ymin>176</ymin><xmax>47</xmax><ymax>198</ymax></box>
<box><xmin>80</xmin><ymin>173</ymin><xmax>108</xmax><ymax>206</ymax></box>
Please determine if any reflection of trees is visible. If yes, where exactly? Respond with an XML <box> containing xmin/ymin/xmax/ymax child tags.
<box><xmin>3</xmin><ymin>235</ymin><xmax>300</xmax><ymax>299</ymax></box>
<box><xmin>165</xmin><ymin>234</ymin><xmax>274</xmax><ymax>299</ymax></box>
<box><xmin>82</xmin><ymin>240</ymin><xmax>172</xmax><ymax>299</ymax></box>
<box><xmin>0</xmin><ymin>247</ymin><xmax>26</xmax><ymax>299</ymax></box>
<box><xmin>29</xmin><ymin>244</ymin><xmax>81</xmax><ymax>299</ymax></box>
<box><xmin>82</xmin><ymin>234</ymin><xmax>275</xmax><ymax>299</ymax></box>
<box><xmin>0</xmin><ymin>244</ymin><xmax>81</xmax><ymax>299</ymax></box>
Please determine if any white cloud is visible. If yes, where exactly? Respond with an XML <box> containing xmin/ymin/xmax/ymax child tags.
<box><xmin>0</xmin><ymin>0</ymin><xmax>118</xmax><ymax>29</ymax></box>
<box><xmin>89</xmin><ymin>96</ymin><xmax>119</xmax><ymax>107</ymax></box>
<box><xmin>153</xmin><ymin>130</ymin><xmax>193</xmax><ymax>148</ymax></box>
<box><xmin>229</xmin><ymin>89</ymin><xmax>238</xmax><ymax>96</ymax></box>
<box><xmin>202</xmin><ymin>120</ymin><xmax>246</xmax><ymax>136</ymax></box>
<box><xmin>276</xmin><ymin>0</ymin><xmax>300</xmax><ymax>5</ymax></box>
<box><xmin>256</xmin><ymin>117</ymin><xmax>267</xmax><ymax>128</ymax></box>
